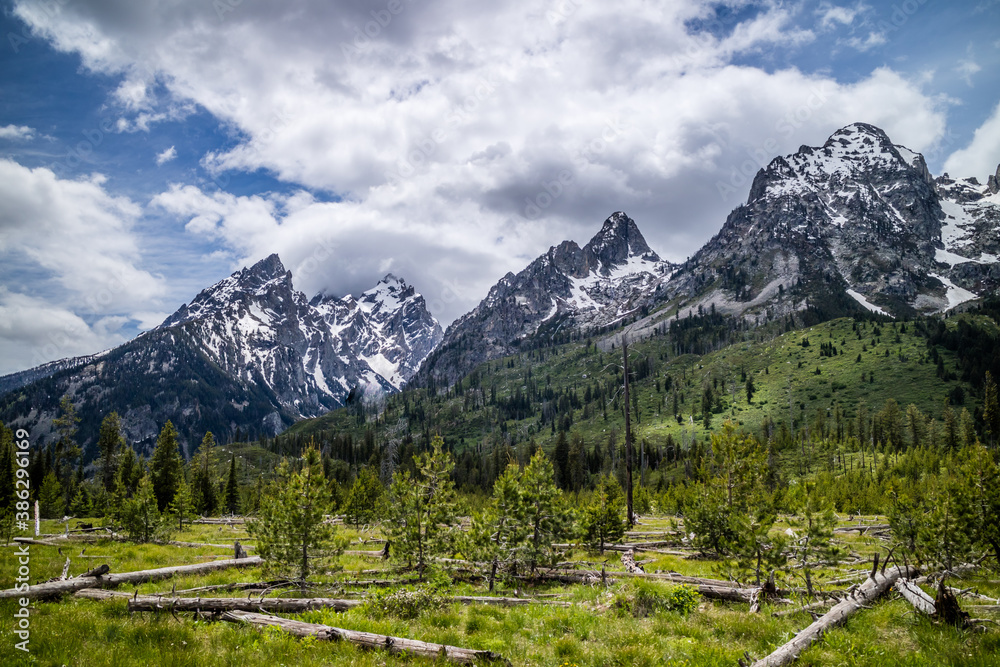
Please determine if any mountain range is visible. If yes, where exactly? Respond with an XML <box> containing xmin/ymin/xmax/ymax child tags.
<box><xmin>2</xmin><ymin>122</ymin><xmax>998</xmax><ymax>455</ymax></box>
<box><xmin>0</xmin><ymin>257</ymin><xmax>442</xmax><ymax>455</ymax></box>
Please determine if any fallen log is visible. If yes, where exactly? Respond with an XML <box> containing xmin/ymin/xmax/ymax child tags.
<box><xmin>128</xmin><ymin>596</ymin><xmax>361</xmax><ymax>613</ymax></box>
<box><xmin>621</xmin><ymin>549</ymin><xmax>644</xmax><ymax>574</ymax></box>
<box><xmin>746</xmin><ymin>564</ymin><xmax>915</xmax><ymax>667</ymax></box>
<box><xmin>834</xmin><ymin>524</ymin><xmax>890</xmax><ymax>535</ymax></box>
<box><xmin>894</xmin><ymin>579</ymin><xmax>935</xmax><ymax>615</ymax></box>
<box><xmin>220</xmin><ymin>610</ymin><xmax>510</xmax><ymax>665</ymax></box>
<box><xmin>0</xmin><ymin>556</ymin><xmax>263</xmax><ymax>600</ymax></box>
<box><xmin>81</xmin><ymin>591</ymin><xmax>568</xmax><ymax>613</ymax></box>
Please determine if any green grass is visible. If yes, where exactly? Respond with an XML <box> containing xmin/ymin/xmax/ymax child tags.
<box><xmin>2</xmin><ymin>516</ymin><xmax>998</xmax><ymax>666</ymax></box>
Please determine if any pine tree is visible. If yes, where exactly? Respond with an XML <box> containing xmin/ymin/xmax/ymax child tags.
<box><xmin>119</xmin><ymin>474</ymin><xmax>172</xmax><ymax>543</ymax></box>
<box><xmin>961</xmin><ymin>443</ymin><xmax>1000</xmax><ymax>564</ymax></box>
<box><xmin>387</xmin><ymin>435</ymin><xmax>460</xmax><ymax>579</ymax></box>
<box><xmin>116</xmin><ymin>446</ymin><xmax>142</xmax><ymax>498</ymax></box>
<box><xmin>553</xmin><ymin>431</ymin><xmax>570</xmax><ymax>489</ymax></box>
<box><xmin>224</xmin><ymin>455</ymin><xmax>240</xmax><ymax>514</ymax></box>
<box><xmin>579</xmin><ymin>474</ymin><xmax>626</xmax><ymax>553</ymax></box>
<box><xmin>787</xmin><ymin>488</ymin><xmax>841</xmax><ymax>596</ymax></box>
<box><xmin>0</xmin><ymin>425</ymin><xmax>17</xmax><ymax>545</ymax></box>
<box><xmin>96</xmin><ymin>412</ymin><xmax>125</xmax><ymax>494</ymax></box>
<box><xmin>52</xmin><ymin>395</ymin><xmax>81</xmax><ymax>485</ymax></box>
<box><xmin>520</xmin><ymin>449</ymin><xmax>571</xmax><ymax>572</ymax></box>
<box><xmin>686</xmin><ymin>483</ymin><xmax>740</xmax><ymax>557</ymax></box>
<box><xmin>248</xmin><ymin>442</ymin><xmax>342</xmax><ymax>582</ymax></box>
<box><xmin>150</xmin><ymin>421</ymin><xmax>183</xmax><ymax>512</ymax></box>
<box><xmin>983</xmin><ymin>371</ymin><xmax>999</xmax><ymax>447</ymax></box>
<box><xmin>470</xmin><ymin>463</ymin><xmax>527</xmax><ymax>590</ymax></box>
<box><xmin>917</xmin><ymin>475</ymin><xmax>977</xmax><ymax>571</ymax></box>
<box><xmin>170</xmin><ymin>476</ymin><xmax>197</xmax><ymax>530</ymax></box>
<box><xmin>39</xmin><ymin>471</ymin><xmax>64</xmax><ymax>519</ymax></box>
<box><xmin>191</xmin><ymin>432</ymin><xmax>218</xmax><ymax>516</ymax></box>
<box><xmin>567</xmin><ymin>434</ymin><xmax>586</xmax><ymax>492</ymax></box>
<box><xmin>343</xmin><ymin>466</ymin><xmax>386</xmax><ymax>526</ymax></box>
<box><xmin>0</xmin><ymin>424</ymin><xmax>15</xmax><ymax>515</ymax></box>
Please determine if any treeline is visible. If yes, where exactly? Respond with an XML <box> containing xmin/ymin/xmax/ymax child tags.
<box><xmin>0</xmin><ymin>408</ymin><xmax>250</xmax><ymax>543</ymax></box>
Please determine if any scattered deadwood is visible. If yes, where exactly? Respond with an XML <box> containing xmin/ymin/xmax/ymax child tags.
<box><xmin>0</xmin><ymin>556</ymin><xmax>263</xmax><ymax>600</ymax></box>
<box><xmin>621</xmin><ymin>549</ymin><xmax>644</xmax><ymax>574</ymax></box>
<box><xmin>220</xmin><ymin>610</ymin><xmax>511</xmax><ymax>665</ymax></box>
<box><xmin>76</xmin><ymin>590</ymin><xmax>569</xmax><ymax>614</ymax></box>
<box><xmin>127</xmin><ymin>595</ymin><xmax>362</xmax><ymax>613</ymax></box>
<box><xmin>934</xmin><ymin>579</ymin><xmax>971</xmax><ymax>628</ymax></box>
<box><xmin>60</xmin><ymin>557</ymin><xmax>71</xmax><ymax>580</ymax></box>
<box><xmin>191</xmin><ymin>517</ymin><xmax>246</xmax><ymax>525</ymax></box>
<box><xmin>834</xmin><ymin>524</ymin><xmax>891</xmax><ymax>535</ymax></box>
<box><xmin>894</xmin><ymin>579</ymin><xmax>936</xmax><ymax>615</ymax></box>
<box><xmin>234</xmin><ymin>541</ymin><xmax>248</xmax><ymax>559</ymax></box>
<box><xmin>79</xmin><ymin>564</ymin><xmax>110</xmax><ymax>578</ymax></box>
<box><xmin>744</xmin><ymin>564</ymin><xmax>915</xmax><ymax>667</ymax></box>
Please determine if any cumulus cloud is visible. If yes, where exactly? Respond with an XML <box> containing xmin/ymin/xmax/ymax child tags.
<box><xmin>9</xmin><ymin>0</ymin><xmax>950</xmax><ymax>333</ymax></box>
<box><xmin>944</xmin><ymin>102</ymin><xmax>1000</xmax><ymax>181</ymax></box>
<box><xmin>0</xmin><ymin>159</ymin><xmax>169</xmax><ymax>371</ymax></box>
<box><xmin>0</xmin><ymin>290</ymin><xmax>131</xmax><ymax>374</ymax></box>
<box><xmin>156</xmin><ymin>146</ymin><xmax>177</xmax><ymax>165</ymax></box>
<box><xmin>0</xmin><ymin>124</ymin><xmax>36</xmax><ymax>140</ymax></box>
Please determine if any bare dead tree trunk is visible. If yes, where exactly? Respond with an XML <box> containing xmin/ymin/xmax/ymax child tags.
<box><xmin>746</xmin><ymin>564</ymin><xmax>914</xmax><ymax>667</ymax></box>
<box><xmin>220</xmin><ymin>610</ymin><xmax>511</xmax><ymax>665</ymax></box>
<box><xmin>623</xmin><ymin>334</ymin><xmax>634</xmax><ymax>528</ymax></box>
<box><xmin>0</xmin><ymin>556</ymin><xmax>263</xmax><ymax>600</ymax></box>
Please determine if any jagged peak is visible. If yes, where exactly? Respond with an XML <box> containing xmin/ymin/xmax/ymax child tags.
<box><xmin>826</xmin><ymin>122</ymin><xmax>893</xmax><ymax>145</ymax></box>
<box><xmin>241</xmin><ymin>253</ymin><xmax>288</xmax><ymax>282</ymax></box>
<box><xmin>583</xmin><ymin>211</ymin><xmax>657</xmax><ymax>264</ymax></box>
<box><xmin>748</xmin><ymin>122</ymin><xmax>930</xmax><ymax>204</ymax></box>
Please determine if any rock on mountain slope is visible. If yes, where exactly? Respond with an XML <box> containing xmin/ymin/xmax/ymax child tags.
<box><xmin>0</xmin><ymin>255</ymin><xmax>442</xmax><ymax>453</ymax></box>
<box><xmin>660</xmin><ymin>123</ymin><xmax>1000</xmax><ymax>321</ymax></box>
<box><xmin>416</xmin><ymin>212</ymin><xmax>676</xmax><ymax>386</ymax></box>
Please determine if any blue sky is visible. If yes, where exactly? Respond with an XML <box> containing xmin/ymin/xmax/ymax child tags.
<box><xmin>1</xmin><ymin>0</ymin><xmax>999</xmax><ymax>375</ymax></box>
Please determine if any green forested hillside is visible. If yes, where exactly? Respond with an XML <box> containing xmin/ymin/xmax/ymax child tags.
<box><xmin>281</xmin><ymin>303</ymin><xmax>1000</xmax><ymax>495</ymax></box>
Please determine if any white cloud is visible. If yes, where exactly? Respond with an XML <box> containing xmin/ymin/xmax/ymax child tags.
<box><xmin>10</xmin><ymin>0</ymin><xmax>950</xmax><ymax>331</ymax></box>
<box><xmin>844</xmin><ymin>31</ymin><xmax>886</xmax><ymax>52</ymax></box>
<box><xmin>956</xmin><ymin>59</ymin><xmax>982</xmax><ymax>87</ymax></box>
<box><xmin>0</xmin><ymin>159</ymin><xmax>169</xmax><ymax>371</ymax></box>
<box><xmin>156</xmin><ymin>145</ymin><xmax>177</xmax><ymax>165</ymax></box>
<box><xmin>0</xmin><ymin>159</ymin><xmax>163</xmax><ymax>311</ymax></box>
<box><xmin>944</xmin><ymin>102</ymin><xmax>1000</xmax><ymax>181</ymax></box>
<box><xmin>817</xmin><ymin>3</ymin><xmax>859</xmax><ymax>29</ymax></box>
<box><xmin>0</xmin><ymin>290</ymin><xmax>128</xmax><ymax>375</ymax></box>
<box><xmin>0</xmin><ymin>124</ymin><xmax>36</xmax><ymax>140</ymax></box>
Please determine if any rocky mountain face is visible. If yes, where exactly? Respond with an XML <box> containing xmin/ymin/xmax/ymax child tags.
<box><xmin>415</xmin><ymin>212</ymin><xmax>676</xmax><ymax>386</ymax></box>
<box><xmin>0</xmin><ymin>256</ymin><xmax>442</xmax><ymax>454</ymax></box>
<box><xmin>659</xmin><ymin>123</ymin><xmax>1000</xmax><ymax>322</ymax></box>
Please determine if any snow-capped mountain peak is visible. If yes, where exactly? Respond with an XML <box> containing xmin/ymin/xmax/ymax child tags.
<box><xmin>664</xmin><ymin>122</ymin><xmax>999</xmax><ymax>320</ymax></box>
<box><xmin>415</xmin><ymin>212</ymin><xmax>675</xmax><ymax>386</ymax></box>
<box><xmin>150</xmin><ymin>255</ymin><xmax>442</xmax><ymax>425</ymax></box>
